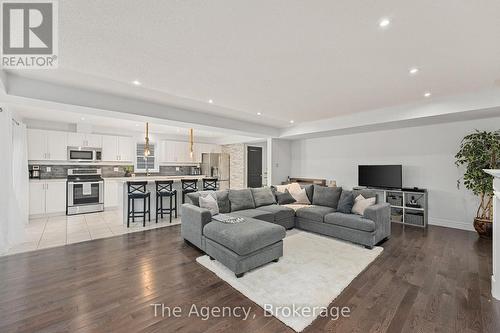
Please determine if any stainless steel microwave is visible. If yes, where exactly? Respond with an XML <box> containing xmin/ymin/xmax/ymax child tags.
<box><xmin>67</xmin><ymin>147</ymin><xmax>102</xmax><ymax>162</ymax></box>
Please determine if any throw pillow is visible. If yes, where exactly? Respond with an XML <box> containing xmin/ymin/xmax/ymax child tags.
<box><xmin>337</xmin><ymin>190</ymin><xmax>354</xmax><ymax>214</ymax></box>
<box><xmin>275</xmin><ymin>190</ymin><xmax>296</xmax><ymax>205</ymax></box>
<box><xmin>251</xmin><ymin>187</ymin><xmax>276</xmax><ymax>207</ymax></box>
<box><xmin>289</xmin><ymin>188</ymin><xmax>311</xmax><ymax>205</ymax></box>
<box><xmin>351</xmin><ymin>194</ymin><xmax>376</xmax><ymax>215</ymax></box>
<box><xmin>199</xmin><ymin>194</ymin><xmax>219</xmax><ymax>216</ymax></box>
<box><xmin>215</xmin><ymin>190</ymin><xmax>231</xmax><ymax>213</ymax></box>
<box><xmin>228</xmin><ymin>189</ymin><xmax>256</xmax><ymax>211</ymax></box>
<box><xmin>303</xmin><ymin>184</ymin><xmax>314</xmax><ymax>203</ymax></box>
<box><xmin>312</xmin><ymin>185</ymin><xmax>342</xmax><ymax>208</ymax></box>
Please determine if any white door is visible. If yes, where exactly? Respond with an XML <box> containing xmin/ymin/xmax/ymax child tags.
<box><xmin>67</xmin><ymin>133</ymin><xmax>86</xmax><ymax>147</ymax></box>
<box><xmin>46</xmin><ymin>131</ymin><xmax>68</xmax><ymax>160</ymax></box>
<box><xmin>45</xmin><ymin>181</ymin><xmax>67</xmax><ymax>214</ymax></box>
<box><xmin>27</xmin><ymin>129</ymin><xmax>47</xmax><ymax>160</ymax></box>
<box><xmin>104</xmin><ymin>180</ymin><xmax>119</xmax><ymax>208</ymax></box>
<box><xmin>29</xmin><ymin>182</ymin><xmax>46</xmax><ymax>215</ymax></box>
<box><xmin>118</xmin><ymin>137</ymin><xmax>134</xmax><ymax>161</ymax></box>
<box><xmin>102</xmin><ymin>135</ymin><xmax>119</xmax><ymax>161</ymax></box>
<box><xmin>85</xmin><ymin>134</ymin><xmax>102</xmax><ymax>148</ymax></box>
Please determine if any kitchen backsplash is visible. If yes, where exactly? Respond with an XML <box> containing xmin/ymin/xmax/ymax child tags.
<box><xmin>31</xmin><ymin>165</ymin><xmax>197</xmax><ymax>179</ymax></box>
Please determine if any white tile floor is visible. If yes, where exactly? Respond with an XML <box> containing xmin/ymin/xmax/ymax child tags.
<box><xmin>4</xmin><ymin>209</ymin><xmax>180</xmax><ymax>256</ymax></box>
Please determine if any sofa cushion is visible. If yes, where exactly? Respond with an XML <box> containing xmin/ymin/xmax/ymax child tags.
<box><xmin>296</xmin><ymin>205</ymin><xmax>336</xmax><ymax>222</ymax></box>
<box><xmin>229</xmin><ymin>189</ymin><xmax>255</xmax><ymax>211</ymax></box>
<box><xmin>352</xmin><ymin>189</ymin><xmax>377</xmax><ymax>202</ymax></box>
<box><xmin>186</xmin><ymin>190</ymin><xmax>231</xmax><ymax>213</ymax></box>
<box><xmin>229</xmin><ymin>209</ymin><xmax>274</xmax><ymax>223</ymax></box>
<box><xmin>337</xmin><ymin>190</ymin><xmax>354</xmax><ymax>214</ymax></box>
<box><xmin>303</xmin><ymin>184</ymin><xmax>314</xmax><ymax>203</ymax></box>
<box><xmin>324</xmin><ymin>212</ymin><xmax>376</xmax><ymax>232</ymax></box>
<box><xmin>258</xmin><ymin>204</ymin><xmax>295</xmax><ymax>221</ymax></box>
<box><xmin>203</xmin><ymin>218</ymin><xmax>286</xmax><ymax>256</ymax></box>
<box><xmin>275</xmin><ymin>190</ymin><xmax>296</xmax><ymax>205</ymax></box>
<box><xmin>312</xmin><ymin>185</ymin><xmax>342</xmax><ymax>208</ymax></box>
<box><xmin>251</xmin><ymin>187</ymin><xmax>276</xmax><ymax>207</ymax></box>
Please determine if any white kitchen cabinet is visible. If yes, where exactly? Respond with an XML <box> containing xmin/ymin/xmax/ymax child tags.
<box><xmin>160</xmin><ymin>140</ymin><xmax>220</xmax><ymax>164</ymax></box>
<box><xmin>27</xmin><ymin>129</ymin><xmax>46</xmax><ymax>161</ymax></box>
<box><xmin>29</xmin><ymin>182</ymin><xmax>46</xmax><ymax>215</ymax></box>
<box><xmin>118</xmin><ymin>137</ymin><xmax>134</xmax><ymax>161</ymax></box>
<box><xmin>102</xmin><ymin>135</ymin><xmax>134</xmax><ymax>162</ymax></box>
<box><xmin>67</xmin><ymin>132</ymin><xmax>102</xmax><ymax>148</ymax></box>
<box><xmin>104</xmin><ymin>180</ymin><xmax>120</xmax><ymax>208</ymax></box>
<box><xmin>46</xmin><ymin>131</ymin><xmax>68</xmax><ymax>160</ymax></box>
<box><xmin>45</xmin><ymin>181</ymin><xmax>67</xmax><ymax>213</ymax></box>
<box><xmin>27</xmin><ymin>129</ymin><xmax>68</xmax><ymax>161</ymax></box>
<box><xmin>29</xmin><ymin>180</ymin><xmax>67</xmax><ymax>216</ymax></box>
<box><xmin>101</xmin><ymin>135</ymin><xmax>118</xmax><ymax>161</ymax></box>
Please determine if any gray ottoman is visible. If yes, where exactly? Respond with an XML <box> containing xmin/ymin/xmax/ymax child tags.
<box><xmin>203</xmin><ymin>217</ymin><xmax>286</xmax><ymax>277</ymax></box>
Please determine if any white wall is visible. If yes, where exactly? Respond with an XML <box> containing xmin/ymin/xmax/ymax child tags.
<box><xmin>269</xmin><ymin>138</ymin><xmax>291</xmax><ymax>186</ymax></box>
<box><xmin>290</xmin><ymin>117</ymin><xmax>500</xmax><ymax>231</ymax></box>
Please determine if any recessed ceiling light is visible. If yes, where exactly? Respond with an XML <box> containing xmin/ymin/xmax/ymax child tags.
<box><xmin>257</xmin><ymin>112</ymin><xmax>262</xmax><ymax>116</ymax></box>
<box><xmin>424</xmin><ymin>92</ymin><xmax>432</xmax><ymax>98</ymax></box>
<box><xmin>208</xmin><ymin>99</ymin><xmax>214</xmax><ymax>104</ymax></box>
<box><xmin>132</xmin><ymin>80</ymin><xmax>141</xmax><ymax>86</ymax></box>
<box><xmin>409</xmin><ymin>67</ymin><xmax>419</xmax><ymax>75</ymax></box>
<box><xmin>135</xmin><ymin>124</ymin><xmax>139</xmax><ymax>127</ymax></box>
<box><xmin>378</xmin><ymin>18</ymin><xmax>391</xmax><ymax>28</ymax></box>
<box><xmin>289</xmin><ymin>120</ymin><xmax>295</xmax><ymax>124</ymax></box>
<box><xmin>80</xmin><ymin>117</ymin><xmax>85</xmax><ymax>121</ymax></box>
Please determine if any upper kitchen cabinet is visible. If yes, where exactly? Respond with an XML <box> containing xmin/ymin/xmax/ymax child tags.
<box><xmin>102</xmin><ymin>135</ymin><xmax>134</xmax><ymax>162</ymax></box>
<box><xmin>27</xmin><ymin>129</ymin><xmax>68</xmax><ymax>161</ymax></box>
<box><xmin>159</xmin><ymin>140</ymin><xmax>221</xmax><ymax>164</ymax></box>
<box><xmin>67</xmin><ymin>132</ymin><xmax>102</xmax><ymax>148</ymax></box>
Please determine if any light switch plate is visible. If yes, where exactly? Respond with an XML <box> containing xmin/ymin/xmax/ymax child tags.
<box><xmin>176</xmin><ymin>167</ymin><xmax>180</xmax><ymax>171</ymax></box>
<box><xmin>46</xmin><ymin>166</ymin><xmax>51</xmax><ymax>172</ymax></box>
<box><xmin>114</xmin><ymin>167</ymin><xmax>119</xmax><ymax>172</ymax></box>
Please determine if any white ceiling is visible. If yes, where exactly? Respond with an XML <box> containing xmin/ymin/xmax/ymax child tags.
<box><xmin>10</xmin><ymin>0</ymin><xmax>500</xmax><ymax>127</ymax></box>
<box><xmin>11</xmin><ymin>106</ymin><xmax>259</xmax><ymax>143</ymax></box>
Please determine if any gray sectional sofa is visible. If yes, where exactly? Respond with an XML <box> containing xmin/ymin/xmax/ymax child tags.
<box><xmin>181</xmin><ymin>185</ymin><xmax>391</xmax><ymax>277</ymax></box>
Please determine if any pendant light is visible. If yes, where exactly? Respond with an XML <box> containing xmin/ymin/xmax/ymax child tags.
<box><xmin>144</xmin><ymin>122</ymin><xmax>151</xmax><ymax>157</ymax></box>
<box><xmin>189</xmin><ymin>128</ymin><xmax>194</xmax><ymax>159</ymax></box>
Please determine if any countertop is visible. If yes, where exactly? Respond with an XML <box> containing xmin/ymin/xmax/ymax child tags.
<box><xmin>29</xmin><ymin>175</ymin><xmax>207</xmax><ymax>183</ymax></box>
<box><xmin>104</xmin><ymin>175</ymin><xmax>207</xmax><ymax>182</ymax></box>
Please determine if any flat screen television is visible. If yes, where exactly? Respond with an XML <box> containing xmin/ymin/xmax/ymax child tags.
<box><xmin>358</xmin><ymin>165</ymin><xmax>402</xmax><ymax>189</ymax></box>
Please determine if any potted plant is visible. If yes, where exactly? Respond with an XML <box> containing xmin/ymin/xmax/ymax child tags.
<box><xmin>455</xmin><ymin>130</ymin><xmax>500</xmax><ymax>239</ymax></box>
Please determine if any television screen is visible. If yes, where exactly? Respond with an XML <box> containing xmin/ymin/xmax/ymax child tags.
<box><xmin>358</xmin><ymin>165</ymin><xmax>402</xmax><ymax>189</ymax></box>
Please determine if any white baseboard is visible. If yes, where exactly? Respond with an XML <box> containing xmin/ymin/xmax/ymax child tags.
<box><xmin>428</xmin><ymin>217</ymin><xmax>475</xmax><ymax>232</ymax></box>
<box><xmin>492</xmin><ymin>276</ymin><xmax>500</xmax><ymax>300</ymax></box>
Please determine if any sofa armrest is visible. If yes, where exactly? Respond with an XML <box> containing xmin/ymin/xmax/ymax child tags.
<box><xmin>363</xmin><ymin>203</ymin><xmax>391</xmax><ymax>242</ymax></box>
<box><xmin>181</xmin><ymin>203</ymin><xmax>212</xmax><ymax>250</ymax></box>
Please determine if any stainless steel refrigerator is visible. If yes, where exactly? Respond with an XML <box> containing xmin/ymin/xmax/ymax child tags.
<box><xmin>201</xmin><ymin>153</ymin><xmax>230</xmax><ymax>190</ymax></box>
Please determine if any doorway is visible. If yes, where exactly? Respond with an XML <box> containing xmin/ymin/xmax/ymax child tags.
<box><xmin>247</xmin><ymin>146</ymin><xmax>263</xmax><ymax>188</ymax></box>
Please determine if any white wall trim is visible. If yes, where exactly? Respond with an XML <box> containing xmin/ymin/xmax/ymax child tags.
<box><xmin>428</xmin><ymin>217</ymin><xmax>475</xmax><ymax>232</ymax></box>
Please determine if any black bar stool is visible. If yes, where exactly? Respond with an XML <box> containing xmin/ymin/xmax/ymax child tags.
<box><xmin>202</xmin><ymin>178</ymin><xmax>218</xmax><ymax>191</ymax></box>
<box><xmin>127</xmin><ymin>181</ymin><xmax>151</xmax><ymax>227</ymax></box>
<box><xmin>181</xmin><ymin>179</ymin><xmax>198</xmax><ymax>204</ymax></box>
<box><xmin>155</xmin><ymin>180</ymin><xmax>177</xmax><ymax>223</ymax></box>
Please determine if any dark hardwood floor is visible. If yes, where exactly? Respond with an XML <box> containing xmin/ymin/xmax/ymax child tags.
<box><xmin>0</xmin><ymin>223</ymin><xmax>499</xmax><ymax>333</ymax></box>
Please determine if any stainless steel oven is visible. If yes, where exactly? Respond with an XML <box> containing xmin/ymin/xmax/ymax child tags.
<box><xmin>67</xmin><ymin>168</ymin><xmax>104</xmax><ymax>215</ymax></box>
<box><xmin>67</xmin><ymin>147</ymin><xmax>102</xmax><ymax>162</ymax></box>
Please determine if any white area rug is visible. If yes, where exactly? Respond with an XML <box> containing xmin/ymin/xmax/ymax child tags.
<box><xmin>197</xmin><ymin>230</ymin><xmax>383</xmax><ymax>332</ymax></box>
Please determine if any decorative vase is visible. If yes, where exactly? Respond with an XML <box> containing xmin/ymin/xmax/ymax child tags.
<box><xmin>473</xmin><ymin>217</ymin><xmax>492</xmax><ymax>239</ymax></box>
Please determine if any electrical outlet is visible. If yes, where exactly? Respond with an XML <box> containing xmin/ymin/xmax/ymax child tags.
<box><xmin>114</xmin><ymin>167</ymin><xmax>119</xmax><ymax>172</ymax></box>
<box><xmin>176</xmin><ymin>167</ymin><xmax>180</xmax><ymax>171</ymax></box>
<box><xmin>46</xmin><ymin>166</ymin><xmax>51</xmax><ymax>172</ymax></box>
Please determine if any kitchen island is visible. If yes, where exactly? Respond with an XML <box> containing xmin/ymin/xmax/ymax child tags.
<box><xmin>115</xmin><ymin>175</ymin><xmax>207</xmax><ymax>226</ymax></box>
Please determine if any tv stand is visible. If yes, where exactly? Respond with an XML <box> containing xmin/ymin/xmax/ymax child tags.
<box><xmin>355</xmin><ymin>187</ymin><xmax>428</xmax><ymax>228</ymax></box>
